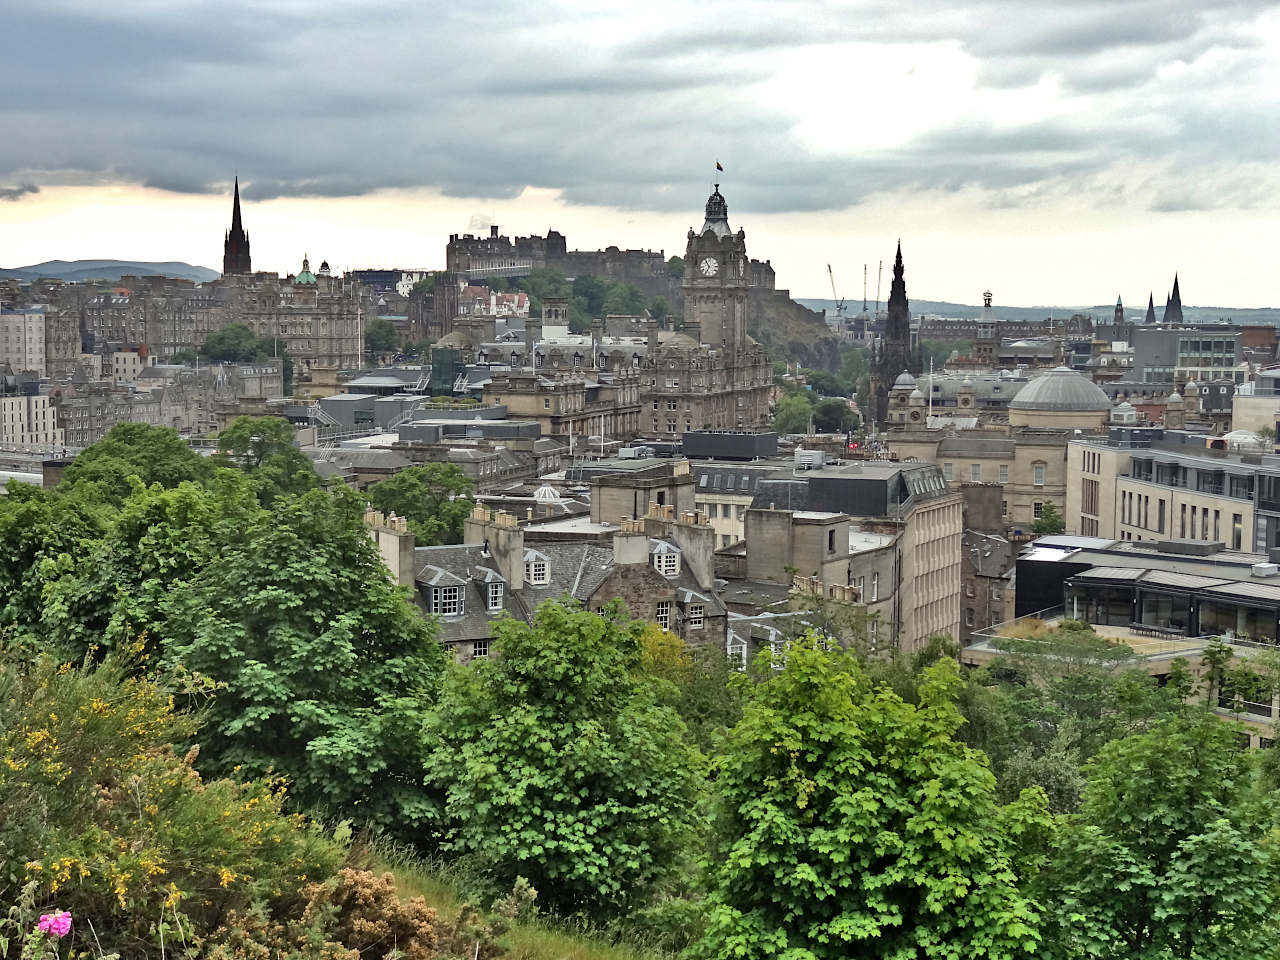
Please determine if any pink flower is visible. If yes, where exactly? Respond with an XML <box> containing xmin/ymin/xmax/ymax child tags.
<box><xmin>38</xmin><ymin>911</ymin><xmax>72</xmax><ymax>938</ymax></box>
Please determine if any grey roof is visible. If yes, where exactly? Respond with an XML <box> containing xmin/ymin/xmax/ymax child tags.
<box><xmin>1008</xmin><ymin>367</ymin><xmax>1111</xmax><ymax>412</ymax></box>
<box><xmin>937</xmin><ymin>436</ymin><xmax>1016</xmax><ymax>456</ymax></box>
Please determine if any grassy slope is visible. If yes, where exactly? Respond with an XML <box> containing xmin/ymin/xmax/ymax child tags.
<box><xmin>379</xmin><ymin>856</ymin><xmax>673</xmax><ymax>960</ymax></box>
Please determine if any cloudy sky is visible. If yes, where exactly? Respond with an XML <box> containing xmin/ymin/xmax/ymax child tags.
<box><xmin>3</xmin><ymin>0</ymin><xmax>1280</xmax><ymax>307</ymax></box>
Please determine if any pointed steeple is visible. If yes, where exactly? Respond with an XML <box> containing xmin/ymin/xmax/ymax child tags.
<box><xmin>1166</xmin><ymin>273</ymin><xmax>1184</xmax><ymax>325</ymax></box>
<box><xmin>231</xmin><ymin>175</ymin><xmax>243</xmax><ymax>232</ymax></box>
<box><xmin>1114</xmin><ymin>295</ymin><xmax>1124</xmax><ymax>325</ymax></box>
<box><xmin>1145</xmin><ymin>292</ymin><xmax>1156</xmax><ymax>324</ymax></box>
<box><xmin>222</xmin><ymin>175</ymin><xmax>252</xmax><ymax>276</ymax></box>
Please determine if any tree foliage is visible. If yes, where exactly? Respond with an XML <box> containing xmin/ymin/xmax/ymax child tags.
<box><xmin>694</xmin><ymin>639</ymin><xmax>1047</xmax><ymax>959</ymax></box>
<box><xmin>424</xmin><ymin>601</ymin><xmax>704</xmax><ymax>916</ymax></box>
<box><xmin>215</xmin><ymin>415</ymin><xmax>318</xmax><ymax>504</ymax></box>
<box><xmin>365</xmin><ymin>316</ymin><xmax>400</xmax><ymax>354</ymax></box>
<box><xmin>773</xmin><ymin>392</ymin><xmax>814</xmax><ymax>435</ymax></box>
<box><xmin>366</xmin><ymin>463</ymin><xmax>474</xmax><ymax>545</ymax></box>
<box><xmin>161</xmin><ymin>486</ymin><xmax>445</xmax><ymax>837</ymax></box>
<box><xmin>61</xmin><ymin>422</ymin><xmax>214</xmax><ymax>504</ymax></box>
<box><xmin>1037</xmin><ymin>712</ymin><xmax>1280</xmax><ymax>958</ymax></box>
<box><xmin>1033</xmin><ymin>501</ymin><xmax>1066</xmax><ymax>536</ymax></box>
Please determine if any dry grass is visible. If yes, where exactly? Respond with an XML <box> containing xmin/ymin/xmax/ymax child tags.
<box><xmin>373</xmin><ymin>851</ymin><xmax>674</xmax><ymax>960</ymax></box>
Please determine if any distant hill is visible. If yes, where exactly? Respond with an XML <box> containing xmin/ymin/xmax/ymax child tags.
<box><xmin>796</xmin><ymin>297</ymin><xmax>1280</xmax><ymax>327</ymax></box>
<box><xmin>0</xmin><ymin>259</ymin><xmax>219</xmax><ymax>283</ymax></box>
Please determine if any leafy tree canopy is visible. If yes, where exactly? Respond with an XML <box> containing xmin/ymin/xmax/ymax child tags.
<box><xmin>1037</xmin><ymin>711</ymin><xmax>1280</xmax><ymax>959</ymax></box>
<box><xmin>365</xmin><ymin>316</ymin><xmax>399</xmax><ymax>354</ymax></box>
<box><xmin>215</xmin><ymin>415</ymin><xmax>318</xmax><ymax>504</ymax></box>
<box><xmin>61</xmin><ymin>422</ymin><xmax>214</xmax><ymax>504</ymax></box>
<box><xmin>695</xmin><ymin>640</ymin><xmax>1047</xmax><ymax>959</ymax></box>
<box><xmin>773</xmin><ymin>392</ymin><xmax>814</xmax><ymax>435</ymax></box>
<box><xmin>1032</xmin><ymin>501</ymin><xmax>1066</xmax><ymax>536</ymax></box>
<box><xmin>424</xmin><ymin>601</ymin><xmax>705</xmax><ymax>916</ymax></box>
<box><xmin>366</xmin><ymin>463</ymin><xmax>475</xmax><ymax>545</ymax></box>
<box><xmin>204</xmin><ymin>322</ymin><xmax>270</xmax><ymax>363</ymax></box>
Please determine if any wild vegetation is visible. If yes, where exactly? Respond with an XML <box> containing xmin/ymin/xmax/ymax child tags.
<box><xmin>3</xmin><ymin>421</ymin><xmax>1279</xmax><ymax>958</ymax></box>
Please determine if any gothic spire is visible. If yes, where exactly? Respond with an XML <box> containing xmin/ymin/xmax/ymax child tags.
<box><xmin>1167</xmin><ymin>273</ymin><xmax>1184</xmax><ymax>325</ymax></box>
<box><xmin>222</xmin><ymin>175</ymin><xmax>252</xmax><ymax>276</ymax></box>
<box><xmin>231</xmin><ymin>175</ymin><xmax>243</xmax><ymax>232</ymax></box>
<box><xmin>1145</xmin><ymin>292</ymin><xmax>1156</xmax><ymax>324</ymax></box>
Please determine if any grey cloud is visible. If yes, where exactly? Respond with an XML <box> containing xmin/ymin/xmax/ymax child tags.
<box><xmin>0</xmin><ymin>183</ymin><xmax>39</xmax><ymax>201</ymax></box>
<box><xmin>0</xmin><ymin>0</ymin><xmax>1278</xmax><ymax>218</ymax></box>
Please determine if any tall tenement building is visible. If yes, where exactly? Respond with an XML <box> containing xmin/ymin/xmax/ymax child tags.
<box><xmin>222</xmin><ymin>176</ymin><xmax>252</xmax><ymax>276</ymax></box>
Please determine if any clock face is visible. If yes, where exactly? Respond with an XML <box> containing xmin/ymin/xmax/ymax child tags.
<box><xmin>699</xmin><ymin>256</ymin><xmax>719</xmax><ymax>277</ymax></box>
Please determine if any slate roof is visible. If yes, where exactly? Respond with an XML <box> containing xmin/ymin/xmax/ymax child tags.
<box><xmin>411</xmin><ymin>537</ymin><xmax>724</xmax><ymax>645</ymax></box>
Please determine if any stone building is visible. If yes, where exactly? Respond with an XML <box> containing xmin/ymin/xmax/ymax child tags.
<box><xmin>387</xmin><ymin>504</ymin><xmax>728</xmax><ymax>661</ymax></box>
<box><xmin>870</xmin><ymin>243</ymin><xmax>922</xmax><ymax>426</ymax></box>
<box><xmin>482</xmin><ymin>368</ymin><xmax>642</xmax><ymax>441</ymax></box>
<box><xmin>743</xmin><ymin>462</ymin><xmax>963</xmax><ymax>653</ymax></box>
<box><xmin>0</xmin><ymin>305</ymin><xmax>75</xmax><ymax>377</ymax></box>
<box><xmin>0</xmin><ymin>394</ymin><xmax>63</xmax><ymax>449</ymax></box>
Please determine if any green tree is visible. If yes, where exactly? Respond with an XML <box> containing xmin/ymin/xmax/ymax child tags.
<box><xmin>1032</xmin><ymin>501</ymin><xmax>1066</xmax><ymax>535</ymax></box>
<box><xmin>61</xmin><ymin>422</ymin><xmax>214</xmax><ymax>504</ymax></box>
<box><xmin>204</xmin><ymin>322</ymin><xmax>268</xmax><ymax>363</ymax></box>
<box><xmin>424</xmin><ymin>601</ymin><xmax>704</xmax><ymax>916</ymax></box>
<box><xmin>571</xmin><ymin>274</ymin><xmax>607</xmax><ymax>316</ymax></box>
<box><xmin>409</xmin><ymin>275</ymin><xmax>435</xmax><ymax>297</ymax></box>
<box><xmin>812</xmin><ymin>396</ymin><xmax>854</xmax><ymax>433</ymax></box>
<box><xmin>366</xmin><ymin>463</ymin><xmax>475</xmax><ymax>545</ymax></box>
<box><xmin>649</xmin><ymin>295</ymin><xmax>671</xmax><ymax>322</ymax></box>
<box><xmin>602</xmin><ymin>281</ymin><xmax>648</xmax><ymax>316</ymax></box>
<box><xmin>160</xmin><ymin>486</ymin><xmax>444</xmax><ymax>837</ymax></box>
<box><xmin>694</xmin><ymin>641</ymin><xmax>1046</xmax><ymax>959</ymax></box>
<box><xmin>365</xmin><ymin>316</ymin><xmax>399</xmax><ymax>354</ymax></box>
<box><xmin>216</xmin><ymin>415</ymin><xmax>318</xmax><ymax>504</ymax></box>
<box><xmin>803</xmin><ymin>369</ymin><xmax>845</xmax><ymax>397</ymax></box>
<box><xmin>666</xmin><ymin>256</ymin><xmax>685</xmax><ymax>278</ymax></box>
<box><xmin>772</xmin><ymin>392</ymin><xmax>814</xmax><ymax>435</ymax></box>
<box><xmin>1038</xmin><ymin>712</ymin><xmax>1279</xmax><ymax>959</ymax></box>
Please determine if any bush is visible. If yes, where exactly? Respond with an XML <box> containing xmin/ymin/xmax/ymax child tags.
<box><xmin>0</xmin><ymin>653</ymin><xmax>343</xmax><ymax>958</ymax></box>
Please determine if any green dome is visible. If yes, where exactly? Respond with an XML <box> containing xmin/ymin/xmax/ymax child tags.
<box><xmin>295</xmin><ymin>254</ymin><xmax>317</xmax><ymax>285</ymax></box>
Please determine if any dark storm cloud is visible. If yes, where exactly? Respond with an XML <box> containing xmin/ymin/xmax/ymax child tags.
<box><xmin>0</xmin><ymin>0</ymin><xmax>1277</xmax><ymax>215</ymax></box>
<box><xmin>0</xmin><ymin>183</ymin><xmax>39</xmax><ymax>202</ymax></box>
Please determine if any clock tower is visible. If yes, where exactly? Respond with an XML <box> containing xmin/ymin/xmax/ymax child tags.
<box><xmin>683</xmin><ymin>184</ymin><xmax>748</xmax><ymax>352</ymax></box>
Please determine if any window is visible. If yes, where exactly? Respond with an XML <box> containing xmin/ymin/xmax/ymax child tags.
<box><xmin>828</xmin><ymin>529</ymin><xmax>836</xmax><ymax>553</ymax></box>
<box><xmin>1033</xmin><ymin>501</ymin><xmax>1044</xmax><ymax>519</ymax></box>
<box><xmin>942</xmin><ymin>462</ymin><xmax>953</xmax><ymax>481</ymax></box>
<box><xmin>1033</xmin><ymin>462</ymin><xmax>1046</xmax><ymax>486</ymax></box>
<box><xmin>870</xmin><ymin>572</ymin><xmax>879</xmax><ymax>602</ymax></box>
<box><xmin>656</xmin><ymin>600</ymin><xmax>671</xmax><ymax>630</ymax></box>
<box><xmin>655</xmin><ymin>551</ymin><xmax>680</xmax><ymax>577</ymax></box>
<box><xmin>487</xmin><ymin>581</ymin><xmax>503</xmax><ymax>612</ymax></box>
<box><xmin>970</xmin><ymin>463</ymin><xmax>981</xmax><ymax>482</ymax></box>
<box><xmin>1001</xmin><ymin>500</ymin><xmax>1008</xmax><ymax>516</ymax></box>
<box><xmin>472</xmin><ymin>638</ymin><xmax>489</xmax><ymax>658</ymax></box>
<box><xmin>525</xmin><ymin>559</ymin><xmax>549</xmax><ymax>585</ymax></box>
<box><xmin>727</xmin><ymin>638</ymin><xmax>747</xmax><ymax>670</ymax></box>
<box><xmin>965</xmin><ymin>608</ymin><xmax>975</xmax><ymax>627</ymax></box>
<box><xmin>688</xmin><ymin>603</ymin><xmax>705</xmax><ymax>628</ymax></box>
<box><xmin>432</xmin><ymin>585</ymin><xmax>462</xmax><ymax>616</ymax></box>
<box><xmin>543</xmin><ymin>397</ymin><xmax>550</xmax><ymax>409</ymax></box>
<box><xmin>999</xmin><ymin>464</ymin><xmax>1009</xmax><ymax>484</ymax></box>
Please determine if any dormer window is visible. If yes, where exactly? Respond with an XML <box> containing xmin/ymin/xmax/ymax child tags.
<box><xmin>654</xmin><ymin>551</ymin><xmax>680</xmax><ymax>577</ymax></box>
<box><xmin>524</xmin><ymin>552</ymin><xmax>550</xmax><ymax>585</ymax></box>
<box><xmin>432</xmin><ymin>586</ymin><xmax>462</xmax><ymax>616</ymax></box>
<box><xmin>487</xmin><ymin>581</ymin><xmax>504</xmax><ymax>612</ymax></box>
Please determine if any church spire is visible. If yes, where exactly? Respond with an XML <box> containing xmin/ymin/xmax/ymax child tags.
<box><xmin>222</xmin><ymin>175</ymin><xmax>252</xmax><ymax>276</ymax></box>
<box><xmin>1166</xmin><ymin>273</ymin><xmax>1184</xmax><ymax>324</ymax></box>
<box><xmin>1114</xmin><ymin>295</ymin><xmax>1124</xmax><ymax>325</ymax></box>
<box><xmin>1145</xmin><ymin>292</ymin><xmax>1156</xmax><ymax>324</ymax></box>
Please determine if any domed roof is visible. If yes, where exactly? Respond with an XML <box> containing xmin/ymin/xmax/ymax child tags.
<box><xmin>1166</xmin><ymin>389</ymin><xmax>1183</xmax><ymax>406</ymax></box>
<box><xmin>909</xmin><ymin>387</ymin><xmax>924</xmax><ymax>400</ymax></box>
<box><xmin>1008</xmin><ymin>366</ymin><xmax>1110</xmax><ymax>412</ymax></box>
<box><xmin>893</xmin><ymin>370</ymin><xmax>916</xmax><ymax>389</ymax></box>
<box><xmin>295</xmin><ymin>254</ymin><xmax>316</xmax><ymax>285</ymax></box>
<box><xmin>659</xmin><ymin>331</ymin><xmax>700</xmax><ymax>351</ymax></box>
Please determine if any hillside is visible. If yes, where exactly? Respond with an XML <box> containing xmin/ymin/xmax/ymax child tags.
<box><xmin>797</xmin><ymin>296</ymin><xmax>1280</xmax><ymax>326</ymax></box>
<box><xmin>0</xmin><ymin>258</ymin><xmax>219</xmax><ymax>283</ymax></box>
<box><xmin>748</xmin><ymin>288</ymin><xmax>841</xmax><ymax>371</ymax></box>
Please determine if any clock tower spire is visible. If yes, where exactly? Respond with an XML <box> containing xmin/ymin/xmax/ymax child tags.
<box><xmin>683</xmin><ymin>183</ymin><xmax>747</xmax><ymax>351</ymax></box>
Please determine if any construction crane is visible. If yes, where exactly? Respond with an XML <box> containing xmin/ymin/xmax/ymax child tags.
<box><xmin>827</xmin><ymin>264</ymin><xmax>846</xmax><ymax>322</ymax></box>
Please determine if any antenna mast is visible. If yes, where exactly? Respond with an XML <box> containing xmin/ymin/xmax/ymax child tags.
<box><xmin>875</xmin><ymin>260</ymin><xmax>883</xmax><ymax>317</ymax></box>
<box><xmin>862</xmin><ymin>264</ymin><xmax>868</xmax><ymax>312</ymax></box>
